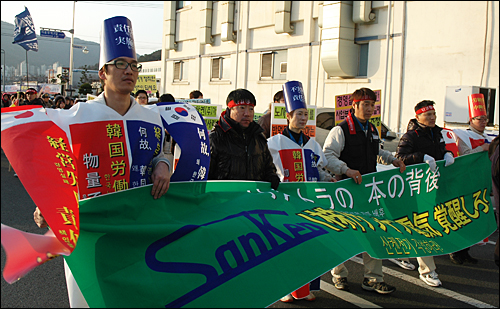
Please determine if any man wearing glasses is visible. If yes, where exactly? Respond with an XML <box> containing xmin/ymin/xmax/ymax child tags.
<box><xmin>134</xmin><ymin>89</ymin><xmax>149</xmax><ymax>105</ymax></box>
<box><xmin>32</xmin><ymin>16</ymin><xmax>171</xmax><ymax>308</ymax></box>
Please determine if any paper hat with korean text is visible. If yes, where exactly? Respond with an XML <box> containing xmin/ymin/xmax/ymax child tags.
<box><xmin>99</xmin><ymin>16</ymin><xmax>136</xmax><ymax>69</ymax></box>
<box><xmin>283</xmin><ymin>80</ymin><xmax>307</xmax><ymax>113</ymax></box>
<box><xmin>468</xmin><ymin>93</ymin><xmax>487</xmax><ymax>119</ymax></box>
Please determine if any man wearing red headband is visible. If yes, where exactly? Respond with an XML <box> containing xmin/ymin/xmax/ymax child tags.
<box><xmin>20</xmin><ymin>88</ymin><xmax>44</xmax><ymax>107</ymax></box>
<box><xmin>208</xmin><ymin>88</ymin><xmax>280</xmax><ymax>189</ymax></box>
<box><xmin>394</xmin><ymin>100</ymin><xmax>454</xmax><ymax>287</ymax></box>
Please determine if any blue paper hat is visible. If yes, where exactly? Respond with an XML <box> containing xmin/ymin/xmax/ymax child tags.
<box><xmin>99</xmin><ymin>16</ymin><xmax>136</xmax><ymax>69</ymax></box>
<box><xmin>283</xmin><ymin>80</ymin><xmax>307</xmax><ymax>113</ymax></box>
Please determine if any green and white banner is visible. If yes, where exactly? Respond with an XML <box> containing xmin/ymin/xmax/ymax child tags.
<box><xmin>65</xmin><ymin>152</ymin><xmax>495</xmax><ymax>308</ymax></box>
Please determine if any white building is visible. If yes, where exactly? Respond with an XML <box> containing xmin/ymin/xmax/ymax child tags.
<box><xmin>138</xmin><ymin>60</ymin><xmax>162</xmax><ymax>95</ymax></box>
<box><xmin>160</xmin><ymin>1</ymin><xmax>499</xmax><ymax>132</ymax></box>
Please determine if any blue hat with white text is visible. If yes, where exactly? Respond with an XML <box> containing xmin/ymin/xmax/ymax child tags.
<box><xmin>283</xmin><ymin>80</ymin><xmax>307</xmax><ymax>113</ymax></box>
<box><xmin>99</xmin><ymin>16</ymin><xmax>136</xmax><ymax>69</ymax></box>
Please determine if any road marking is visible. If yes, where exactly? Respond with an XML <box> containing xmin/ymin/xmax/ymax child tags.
<box><xmin>320</xmin><ymin>280</ymin><xmax>382</xmax><ymax>308</ymax></box>
<box><xmin>350</xmin><ymin>256</ymin><xmax>496</xmax><ymax>308</ymax></box>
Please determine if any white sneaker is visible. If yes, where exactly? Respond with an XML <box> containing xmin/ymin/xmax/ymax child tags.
<box><xmin>280</xmin><ymin>294</ymin><xmax>294</xmax><ymax>302</ymax></box>
<box><xmin>13</xmin><ymin>173</ymin><xmax>18</xmax><ymax>177</ymax></box>
<box><xmin>389</xmin><ymin>258</ymin><xmax>416</xmax><ymax>270</ymax></box>
<box><xmin>304</xmin><ymin>292</ymin><xmax>316</xmax><ymax>301</ymax></box>
<box><xmin>420</xmin><ymin>271</ymin><xmax>442</xmax><ymax>287</ymax></box>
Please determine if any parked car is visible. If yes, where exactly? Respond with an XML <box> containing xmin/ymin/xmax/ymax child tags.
<box><xmin>315</xmin><ymin>107</ymin><xmax>400</xmax><ymax>153</ymax></box>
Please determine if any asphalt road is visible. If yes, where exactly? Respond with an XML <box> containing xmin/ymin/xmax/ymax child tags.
<box><xmin>1</xmin><ymin>149</ymin><xmax>498</xmax><ymax>308</ymax></box>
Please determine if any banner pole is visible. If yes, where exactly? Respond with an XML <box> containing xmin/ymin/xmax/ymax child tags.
<box><xmin>26</xmin><ymin>50</ymin><xmax>28</xmax><ymax>91</ymax></box>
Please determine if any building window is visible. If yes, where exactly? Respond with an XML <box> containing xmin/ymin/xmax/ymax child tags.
<box><xmin>358</xmin><ymin>44</ymin><xmax>369</xmax><ymax>76</ymax></box>
<box><xmin>176</xmin><ymin>1</ymin><xmax>191</xmax><ymax>10</ymax></box>
<box><xmin>174</xmin><ymin>60</ymin><xmax>188</xmax><ymax>81</ymax></box>
<box><xmin>260</xmin><ymin>50</ymin><xmax>287</xmax><ymax>80</ymax></box>
<box><xmin>211</xmin><ymin>56</ymin><xmax>231</xmax><ymax>80</ymax></box>
<box><xmin>174</xmin><ymin>61</ymin><xmax>182</xmax><ymax>81</ymax></box>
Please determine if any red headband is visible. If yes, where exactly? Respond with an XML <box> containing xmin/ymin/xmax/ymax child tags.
<box><xmin>227</xmin><ymin>100</ymin><xmax>254</xmax><ymax>108</ymax></box>
<box><xmin>416</xmin><ymin>105</ymin><xmax>435</xmax><ymax>115</ymax></box>
<box><xmin>352</xmin><ymin>95</ymin><xmax>374</xmax><ymax>102</ymax></box>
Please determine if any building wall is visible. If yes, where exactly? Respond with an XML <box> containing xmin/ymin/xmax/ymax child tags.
<box><xmin>161</xmin><ymin>1</ymin><xmax>499</xmax><ymax>132</ymax></box>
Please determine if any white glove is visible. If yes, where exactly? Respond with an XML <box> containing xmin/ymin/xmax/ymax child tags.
<box><xmin>444</xmin><ymin>152</ymin><xmax>455</xmax><ymax>167</ymax></box>
<box><xmin>423</xmin><ymin>154</ymin><xmax>437</xmax><ymax>172</ymax></box>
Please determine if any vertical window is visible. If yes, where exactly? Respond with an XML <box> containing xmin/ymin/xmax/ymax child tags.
<box><xmin>211</xmin><ymin>56</ymin><xmax>231</xmax><ymax>80</ymax></box>
<box><xmin>260</xmin><ymin>53</ymin><xmax>273</xmax><ymax>78</ymax></box>
<box><xmin>358</xmin><ymin>44</ymin><xmax>369</xmax><ymax>77</ymax></box>
<box><xmin>174</xmin><ymin>61</ymin><xmax>182</xmax><ymax>81</ymax></box>
<box><xmin>211</xmin><ymin>58</ymin><xmax>221</xmax><ymax>80</ymax></box>
<box><xmin>260</xmin><ymin>50</ymin><xmax>287</xmax><ymax>80</ymax></box>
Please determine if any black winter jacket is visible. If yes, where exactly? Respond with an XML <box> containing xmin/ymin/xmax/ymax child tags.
<box><xmin>208</xmin><ymin>110</ymin><xmax>280</xmax><ymax>189</ymax></box>
<box><xmin>396</xmin><ymin>118</ymin><xmax>450</xmax><ymax>165</ymax></box>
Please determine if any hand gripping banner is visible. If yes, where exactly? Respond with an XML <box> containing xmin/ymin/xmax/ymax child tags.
<box><xmin>63</xmin><ymin>152</ymin><xmax>495</xmax><ymax>308</ymax></box>
<box><xmin>1</xmin><ymin>101</ymin><xmax>210</xmax><ymax>283</ymax></box>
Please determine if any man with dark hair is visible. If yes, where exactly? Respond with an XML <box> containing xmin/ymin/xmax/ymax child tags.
<box><xmin>258</xmin><ymin>90</ymin><xmax>285</xmax><ymax>139</ymax></box>
<box><xmin>134</xmin><ymin>89</ymin><xmax>148</xmax><ymax>105</ymax></box>
<box><xmin>394</xmin><ymin>99</ymin><xmax>455</xmax><ymax>287</ymax></box>
<box><xmin>322</xmin><ymin>87</ymin><xmax>405</xmax><ymax>295</ymax></box>
<box><xmin>21</xmin><ymin>88</ymin><xmax>44</xmax><ymax>107</ymax></box>
<box><xmin>189</xmin><ymin>90</ymin><xmax>203</xmax><ymax>99</ymax></box>
<box><xmin>41</xmin><ymin>93</ymin><xmax>52</xmax><ymax>108</ymax></box>
<box><xmin>208</xmin><ymin>88</ymin><xmax>280</xmax><ymax>190</ymax></box>
<box><xmin>33</xmin><ymin>16</ymin><xmax>171</xmax><ymax>308</ymax></box>
<box><xmin>159</xmin><ymin>93</ymin><xmax>175</xmax><ymax>103</ymax></box>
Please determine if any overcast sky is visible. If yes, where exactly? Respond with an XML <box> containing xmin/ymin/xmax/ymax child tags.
<box><xmin>1</xmin><ymin>1</ymin><xmax>165</xmax><ymax>55</ymax></box>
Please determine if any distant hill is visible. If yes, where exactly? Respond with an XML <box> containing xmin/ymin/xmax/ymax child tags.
<box><xmin>138</xmin><ymin>50</ymin><xmax>161</xmax><ymax>62</ymax></box>
<box><xmin>1</xmin><ymin>20</ymin><xmax>100</xmax><ymax>69</ymax></box>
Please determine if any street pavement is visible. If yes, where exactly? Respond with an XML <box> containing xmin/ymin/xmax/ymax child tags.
<box><xmin>1</xmin><ymin>149</ymin><xmax>498</xmax><ymax>308</ymax></box>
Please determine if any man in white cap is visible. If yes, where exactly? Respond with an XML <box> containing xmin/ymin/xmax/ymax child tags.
<box><xmin>33</xmin><ymin>16</ymin><xmax>171</xmax><ymax>307</ymax></box>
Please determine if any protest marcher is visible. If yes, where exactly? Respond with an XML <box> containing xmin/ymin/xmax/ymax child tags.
<box><xmin>488</xmin><ymin>136</ymin><xmax>499</xmax><ymax>267</ymax></box>
<box><xmin>41</xmin><ymin>93</ymin><xmax>52</xmax><ymax>108</ymax></box>
<box><xmin>64</xmin><ymin>96</ymin><xmax>74</xmax><ymax>109</ymax></box>
<box><xmin>189</xmin><ymin>90</ymin><xmax>203</xmax><ymax>99</ymax></box>
<box><xmin>322</xmin><ymin>87</ymin><xmax>405</xmax><ymax>294</ymax></box>
<box><xmin>12</xmin><ymin>92</ymin><xmax>24</xmax><ymax>106</ymax></box>
<box><xmin>159</xmin><ymin>93</ymin><xmax>175</xmax><ymax>103</ymax></box>
<box><xmin>32</xmin><ymin>16</ymin><xmax>171</xmax><ymax>308</ymax></box>
<box><xmin>134</xmin><ymin>89</ymin><xmax>148</xmax><ymax>105</ymax></box>
<box><xmin>20</xmin><ymin>88</ymin><xmax>43</xmax><ymax>106</ymax></box>
<box><xmin>268</xmin><ymin>81</ymin><xmax>334</xmax><ymax>303</ymax></box>
<box><xmin>447</xmin><ymin>94</ymin><xmax>491</xmax><ymax>264</ymax></box>
<box><xmin>395</xmin><ymin>100</ymin><xmax>455</xmax><ymax>287</ymax></box>
<box><xmin>2</xmin><ymin>93</ymin><xmax>12</xmax><ymax>108</ymax></box>
<box><xmin>208</xmin><ymin>88</ymin><xmax>280</xmax><ymax>190</ymax></box>
<box><xmin>53</xmin><ymin>95</ymin><xmax>66</xmax><ymax>109</ymax></box>
<box><xmin>258</xmin><ymin>90</ymin><xmax>285</xmax><ymax>139</ymax></box>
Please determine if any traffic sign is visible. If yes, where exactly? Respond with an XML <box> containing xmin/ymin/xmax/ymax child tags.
<box><xmin>40</xmin><ymin>30</ymin><xmax>65</xmax><ymax>39</ymax></box>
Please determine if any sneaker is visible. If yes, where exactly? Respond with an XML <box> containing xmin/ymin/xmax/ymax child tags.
<box><xmin>449</xmin><ymin>253</ymin><xmax>464</xmax><ymax>265</ymax></box>
<box><xmin>333</xmin><ymin>277</ymin><xmax>349</xmax><ymax>291</ymax></box>
<box><xmin>13</xmin><ymin>173</ymin><xmax>18</xmax><ymax>177</ymax></box>
<box><xmin>461</xmin><ymin>251</ymin><xmax>478</xmax><ymax>264</ymax></box>
<box><xmin>304</xmin><ymin>292</ymin><xmax>316</xmax><ymax>301</ymax></box>
<box><xmin>389</xmin><ymin>258</ymin><xmax>416</xmax><ymax>270</ymax></box>
<box><xmin>362</xmin><ymin>278</ymin><xmax>396</xmax><ymax>294</ymax></box>
<box><xmin>280</xmin><ymin>294</ymin><xmax>294</xmax><ymax>302</ymax></box>
<box><xmin>420</xmin><ymin>271</ymin><xmax>442</xmax><ymax>287</ymax></box>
